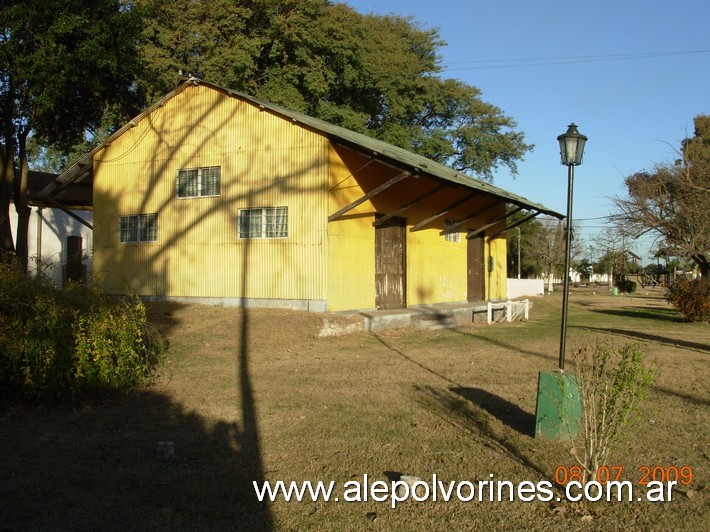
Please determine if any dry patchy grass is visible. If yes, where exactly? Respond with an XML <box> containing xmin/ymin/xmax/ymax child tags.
<box><xmin>1</xmin><ymin>287</ymin><xmax>708</xmax><ymax>530</ymax></box>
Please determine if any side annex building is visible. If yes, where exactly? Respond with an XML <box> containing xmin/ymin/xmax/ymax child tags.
<box><xmin>39</xmin><ymin>78</ymin><xmax>561</xmax><ymax>312</ymax></box>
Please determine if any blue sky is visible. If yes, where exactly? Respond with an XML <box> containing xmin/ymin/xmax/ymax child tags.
<box><xmin>344</xmin><ymin>0</ymin><xmax>710</xmax><ymax>262</ymax></box>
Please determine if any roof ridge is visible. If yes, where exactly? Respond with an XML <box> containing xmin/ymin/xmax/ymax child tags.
<box><xmin>42</xmin><ymin>77</ymin><xmax>562</xmax><ymax>218</ymax></box>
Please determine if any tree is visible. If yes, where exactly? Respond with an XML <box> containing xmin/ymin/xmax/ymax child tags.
<box><xmin>506</xmin><ymin>214</ymin><xmax>584</xmax><ymax>288</ymax></box>
<box><xmin>526</xmin><ymin>219</ymin><xmax>567</xmax><ymax>292</ymax></box>
<box><xmin>6</xmin><ymin>0</ymin><xmax>533</xmax><ymax>268</ymax></box>
<box><xmin>592</xmin><ymin>226</ymin><xmax>628</xmax><ymax>287</ymax></box>
<box><xmin>135</xmin><ymin>0</ymin><xmax>532</xmax><ymax>182</ymax></box>
<box><xmin>0</xmin><ymin>0</ymin><xmax>142</xmax><ymax>270</ymax></box>
<box><xmin>575</xmin><ymin>258</ymin><xmax>594</xmax><ymax>282</ymax></box>
<box><xmin>613</xmin><ymin>115</ymin><xmax>710</xmax><ymax>276</ymax></box>
<box><xmin>507</xmin><ymin>213</ymin><xmax>546</xmax><ymax>279</ymax></box>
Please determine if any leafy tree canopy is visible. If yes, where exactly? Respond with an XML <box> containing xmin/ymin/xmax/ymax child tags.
<box><xmin>1</xmin><ymin>0</ymin><xmax>141</xmax><ymax>152</ymax></box>
<box><xmin>1</xmin><ymin>0</ymin><xmax>142</xmax><ymax>264</ymax></box>
<box><xmin>135</xmin><ymin>0</ymin><xmax>532</xmax><ymax>181</ymax></box>
<box><xmin>2</xmin><ymin>0</ymin><xmax>534</xmax><ymax>268</ymax></box>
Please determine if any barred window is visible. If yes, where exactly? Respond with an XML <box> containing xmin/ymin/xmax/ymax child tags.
<box><xmin>119</xmin><ymin>213</ymin><xmax>158</xmax><ymax>243</ymax></box>
<box><xmin>444</xmin><ymin>219</ymin><xmax>462</xmax><ymax>243</ymax></box>
<box><xmin>238</xmin><ymin>207</ymin><xmax>288</xmax><ymax>239</ymax></box>
<box><xmin>176</xmin><ymin>166</ymin><xmax>220</xmax><ymax>198</ymax></box>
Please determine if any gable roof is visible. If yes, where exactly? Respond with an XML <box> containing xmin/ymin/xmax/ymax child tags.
<box><xmin>624</xmin><ymin>249</ymin><xmax>642</xmax><ymax>261</ymax></box>
<box><xmin>37</xmin><ymin>77</ymin><xmax>563</xmax><ymax>220</ymax></box>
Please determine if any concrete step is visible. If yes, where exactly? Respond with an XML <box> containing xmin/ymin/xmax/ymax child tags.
<box><xmin>319</xmin><ymin>299</ymin><xmax>533</xmax><ymax>336</ymax></box>
<box><xmin>412</xmin><ymin>312</ymin><xmax>458</xmax><ymax>330</ymax></box>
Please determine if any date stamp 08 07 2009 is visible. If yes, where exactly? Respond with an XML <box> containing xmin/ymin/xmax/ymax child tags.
<box><xmin>554</xmin><ymin>465</ymin><xmax>694</xmax><ymax>486</ymax></box>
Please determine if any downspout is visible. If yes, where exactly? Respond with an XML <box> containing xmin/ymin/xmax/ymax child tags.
<box><xmin>486</xmin><ymin>237</ymin><xmax>492</xmax><ymax>301</ymax></box>
<box><xmin>36</xmin><ymin>207</ymin><xmax>43</xmax><ymax>277</ymax></box>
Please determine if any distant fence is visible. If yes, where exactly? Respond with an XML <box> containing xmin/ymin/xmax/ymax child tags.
<box><xmin>473</xmin><ymin>299</ymin><xmax>531</xmax><ymax>324</ymax></box>
<box><xmin>507</xmin><ymin>278</ymin><xmax>545</xmax><ymax>299</ymax></box>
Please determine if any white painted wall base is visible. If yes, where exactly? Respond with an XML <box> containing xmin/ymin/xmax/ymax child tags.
<box><xmin>141</xmin><ymin>295</ymin><xmax>328</xmax><ymax>312</ymax></box>
<box><xmin>507</xmin><ymin>278</ymin><xmax>544</xmax><ymax>298</ymax></box>
<box><xmin>8</xmin><ymin>206</ymin><xmax>93</xmax><ymax>286</ymax></box>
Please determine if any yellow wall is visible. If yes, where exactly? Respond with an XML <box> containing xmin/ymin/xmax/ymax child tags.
<box><xmin>485</xmin><ymin>234</ymin><xmax>508</xmax><ymax>300</ymax></box>
<box><xmin>326</xmin><ymin>145</ymin><xmax>507</xmax><ymax>311</ymax></box>
<box><xmin>93</xmin><ymin>82</ymin><xmax>508</xmax><ymax>310</ymax></box>
<box><xmin>406</xmin><ymin>228</ymin><xmax>467</xmax><ymax>306</ymax></box>
<box><xmin>326</xmin><ymin>146</ymin><xmax>377</xmax><ymax>310</ymax></box>
<box><xmin>326</xmin><ymin>208</ymin><xmax>470</xmax><ymax>311</ymax></box>
<box><xmin>93</xmin><ymin>84</ymin><xmax>330</xmax><ymax>302</ymax></box>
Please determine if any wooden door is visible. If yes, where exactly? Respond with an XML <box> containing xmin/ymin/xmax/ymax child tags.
<box><xmin>65</xmin><ymin>236</ymin><xmax>84</xmax><ymax>284</ymax></box>
<box><xmin>375</xmin><ymin>216</ymin><xmax>406</xmax><ymax>309</ymax></box>
<box><xmin>467</xmin><ymin>233</ymin><xmax>484</xmax><ymax>301</ymax></box>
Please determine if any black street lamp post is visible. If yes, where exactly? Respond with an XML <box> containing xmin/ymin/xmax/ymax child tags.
<box><xmin>534</xmin><ymin>123</ymin><xmax>587</xmax><ymax>440</ymax></box>
<box><xmin>556</xmin><ymin>123</ymin><xmax>587</xmax><ymax>371</ymax></box>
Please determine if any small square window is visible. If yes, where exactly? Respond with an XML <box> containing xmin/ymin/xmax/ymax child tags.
<box><xmin>177</xmin><ymin>166</ymin><xmax>220</xmax><ymax>198</ymax></box>
<box><xmin>444</xmin><ymin>219</ymin><xmax>461</xmax><ymax>243</ymax></box>
<box><xmin>238</xmin><ymin>207</ymin><xmax>288</xmax><ymax>239</ymax></box>
<box><xmin>119</xmin><ymin>213</ymin><xmax>157</xmax><ymax>243</ymax></box>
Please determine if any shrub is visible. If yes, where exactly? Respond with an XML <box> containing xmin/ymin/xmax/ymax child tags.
<box><xmin>571</xmin><ymin>341</ymin><xmax>657</xmax><ymax>483</ymax></box>
<box><xmin>615</xmin><ymin>278</ymin><xmax>637</xmax><ymax>293</ymax></box>
<box><xmin>73</xmin><ymin>294</ymin><xmax>156</xmax><ymax>393</ymax></box>
<box><xmin>666</xmin><ymin>277</ymin><xmax>710</xmax><ymax>322</ymax></box>
<box><xmin>0</xmin><ymin>262</ymin><xmax>161</xmax><ymax>402</ymax></box>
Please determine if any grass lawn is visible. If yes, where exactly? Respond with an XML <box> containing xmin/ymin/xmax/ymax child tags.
<box><xmin>1</xmin><ymin>286</ymin><xmax>708</xmax><ymax>530</ymax></box>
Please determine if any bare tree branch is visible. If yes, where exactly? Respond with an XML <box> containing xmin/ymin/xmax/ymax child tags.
<box><xmin>612</xmin><ymin>115</ymin><xmax>710</xmax><ymax>276</ymax></box>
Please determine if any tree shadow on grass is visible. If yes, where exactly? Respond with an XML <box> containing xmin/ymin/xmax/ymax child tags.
<box><xmin>573</xmin><ymin>325</ymin><xmax>710</xmax><ymax>354</ymax></box>
<box><xmin>372</xmin><ymin>334</ymin><xmax>551</xmax><ymax>481</ymax></box>
<box><xmin>1</xmin><ymin>284</ymin><xmax>273</xmax><ymax>529</ymax></box>
<box><xmin>372</xmin><ymin>333</ymin><xmax>461</xmax><ymax>387</ymax></box>
<box><xmin>0</xmin><ymin>389</ymin><xmax>272</xmax><ymax>530</ymax></box>
<box><xmin>450</xmin><ymin>387</ymin><xmax>536</xmax><ymax>437</ymax></box>
<box><xmin>587</xmin><ymin>307</ymin><xmax>684</xmax><ymax>323</ymax></box>
<box><xmin>653</xmin><ymin>385</ymin><xmax>710</xmax><ymax>407</ymax></box>
<box><xmin>453</xmin><ymin>329</ymin><xmax>557</xmax><ymax>364</ymax></box>
<box><xmin>412</xmin><ymin>385</ymin><xmax>555</xmax><ymax>488</ymax></box>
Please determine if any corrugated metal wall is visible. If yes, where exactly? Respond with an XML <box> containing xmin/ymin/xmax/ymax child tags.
<box><xmin>327</xmin><ymin>145</ymin><xmax>377</xmax><ymax>310</ymax></box>
<box><xmin>93</xmin><ymin>85</ymin><xmax>329</xmax><ymax>301</ymax></box>
<box><xmin>406</xmin><ymin>227</ymin><xmax>468</xmax><ymax>306</ymax></box>
<box><xmin>326</xmin><ymin>145</ymin><xmax>508</xmax><ymax>311</ymax></box>
<box><xmin>485</xmin><ymin>234</ymin><xmax>508</xmax><ymax>300</ymax></box>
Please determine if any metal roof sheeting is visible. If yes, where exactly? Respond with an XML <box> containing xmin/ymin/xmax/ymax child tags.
<box><xmin>40</xmin><ymin>77</ymin><xmax>562</xmax><ymax>219</ymax></box>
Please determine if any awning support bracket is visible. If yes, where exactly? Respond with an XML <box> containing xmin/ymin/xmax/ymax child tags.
<box><xmin>439</xmin><ymin>201</ymin><xmax>500</xmax><ymax>235</ymax></box>
<box><xmin>488</xmin><ymin>210</ymin><xmax>542</xmax><ymax>239</ymax></box>
<box><xmin>328</xmin><ymin>171</ymin><xmax>411</xmax><ymax>222</ymax></box>
<box><xmin>466</xmin><ymin>206</ymin><xmax>523</xmax><ymax>239</ymax></box>
<box><xmin>47</xmin><ymin>198</ymin><xmax>93</xmax><ymax>230</ymax></box>
<box><xmin>409</xmin><ymin>191</ymin><xmax>479</xmax><ymax>232</ymax></box>
<box><xmin>373</xmin><ymin>183</ymin><xmax>447</xmax><ymax>226</ymax></box>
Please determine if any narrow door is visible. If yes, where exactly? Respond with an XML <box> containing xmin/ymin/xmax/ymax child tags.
<box><xmin>375</xmin><ymin>216</ymin><xmax>406</xmax><ymax>309</ymax></box>
<box><xmin>65</xmin><ymin>236</ymin><xmax>84</xmax><ymax>285</ymax></box>
<box><xmin>467</xmin><ymin>233</ymin><xmax>484</xmax><ymax>301</ymax></box>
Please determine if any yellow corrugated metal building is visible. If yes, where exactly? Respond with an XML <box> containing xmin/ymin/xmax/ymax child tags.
<box><xmin>45</xmin><ymin>79</ymin><xmax>561</xmax><ymax>312</ymax></box>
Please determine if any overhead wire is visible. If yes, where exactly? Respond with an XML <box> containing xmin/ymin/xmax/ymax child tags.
<box><xmin>442</xmin><ymin>49</ymin><xmax>710</xmax><ymax>71</ymax></box>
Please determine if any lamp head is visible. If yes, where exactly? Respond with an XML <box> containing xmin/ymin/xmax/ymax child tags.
<box><xmin>557</xmin><ymin>123</ymin><xmax>587</xmax><ymax>166</ymax></box>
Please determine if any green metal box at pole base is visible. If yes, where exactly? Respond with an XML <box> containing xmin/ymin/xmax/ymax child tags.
<box><xmin>534</xmin><ymin>371</ymin><xmax>581</xmax><ymax>439</ymax></box>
